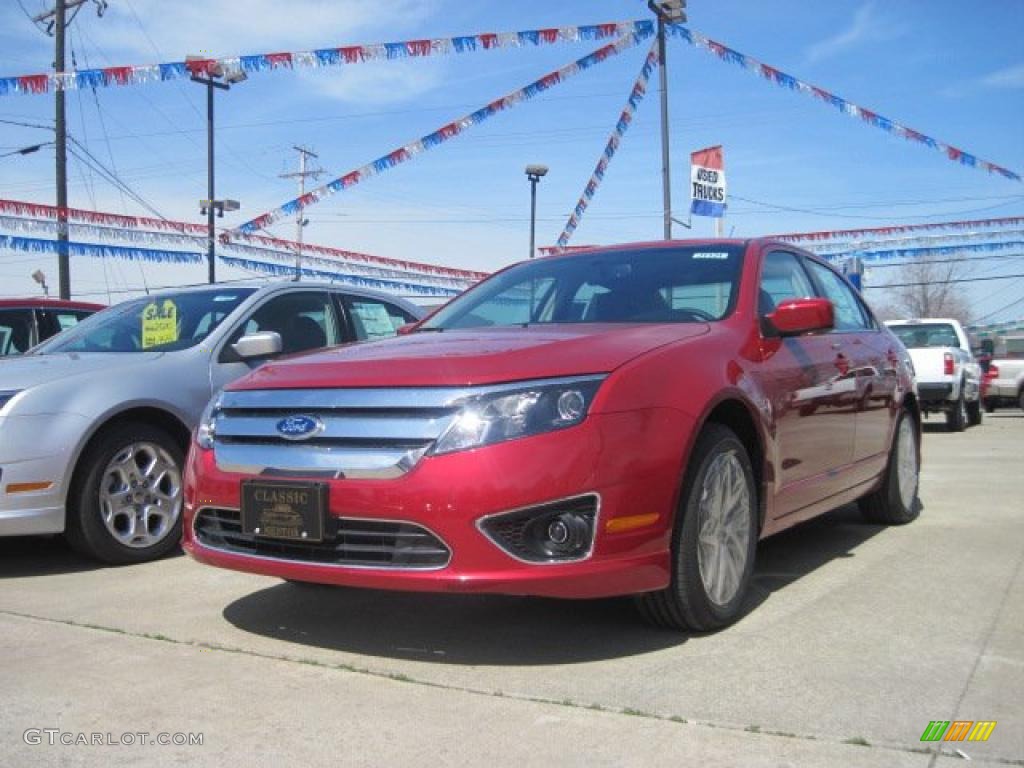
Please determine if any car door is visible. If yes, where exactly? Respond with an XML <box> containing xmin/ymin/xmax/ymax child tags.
<box><xmin>803</xmin><ymin>257</ymin><xmax>895</xmax><ymax>472</ymax></box>
<box><xmin>755</xmin><ymin>250</ymin><xmax>857</xmax><ymax>519</ymax></box>
<box><xmin>210</xmin><ymin>290</ymin><xmax>342</xmax><ymax>392</ymax></box>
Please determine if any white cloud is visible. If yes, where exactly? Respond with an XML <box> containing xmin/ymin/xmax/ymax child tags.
<box><xmin>297</xmin><ymin>57</ymin><xmax>447</xmax><ymax>106</ymax></box>
<box><xmin>980</xmin><ymin>63</ymin><xmax>1024</xmax><ymax>89</ymax></box>
<box><xmin>805</xmin><ymin>2</ymin><xmax>904</xmax><ymax>64</ymax></box>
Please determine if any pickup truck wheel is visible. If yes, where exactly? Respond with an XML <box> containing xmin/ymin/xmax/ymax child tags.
<box><xmin>946</xmin><ymin>390</ymin><xmax>967</xmax><ymax>432</ymax></box>
<box><xmin>967</xmin><ymin>398</ymin><xmax>983</xmax><ymax>427</ymax></box>
<box><xmin>859</xmin><ymin>410</ymin><xmax>920</xmax><ymax>525</ymax></box>
<box><xmin>636</xmin><ymin>424</ymin><xmax>757</xmax><ymax>632</ymax></box>
<box><xmin>65</xmin><ymin>422</ymin><xmax>184</xmax><ymax>564</ymax></box>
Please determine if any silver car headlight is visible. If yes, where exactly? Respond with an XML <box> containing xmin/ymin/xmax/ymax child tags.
<box><xmin>0</xmin><ymin>390</ymin><xmax>23</xmax><ymax>414</ymax></box>
<box><xmin>432</xmin><ymin>376</ymin><xmax>605</xmax><ymax>456</ymax></box>
<box><xmin>196</xmin><ymin>391</ymin><xmax>223</xmax><ymax>450</ymax></box>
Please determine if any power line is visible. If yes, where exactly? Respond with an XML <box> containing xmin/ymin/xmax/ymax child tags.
<box><xmin>869</xmin><ymin>273</ymin><xmax>1024</xmax><ymax>288</ymax></box>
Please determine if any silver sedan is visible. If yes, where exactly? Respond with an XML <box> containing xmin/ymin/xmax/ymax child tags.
<box><xmin>0</xmin><ymin>281</ymin><xmax>423</xmax><ymax>563</ymax></box>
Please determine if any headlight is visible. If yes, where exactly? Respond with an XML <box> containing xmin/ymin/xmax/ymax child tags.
<box><xmin>432</xmin><ymin>376</ymin><xmax>605</xmax><ymax>455</ymax></box>
<box><xmin>0</xmin><ymin>390</ymin><xmax>23</xmax><ymax>414</ymax></box>
<box><xmin>196</xmin><ymin>391</ymin><xmax>223</xmax><ymax>450</ymax></box>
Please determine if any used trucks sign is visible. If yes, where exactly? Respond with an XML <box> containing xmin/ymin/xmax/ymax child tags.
<box><xmin>690</xmin><ymin>145</ymin><xmax>726</xmax><ymax>218</ymax></box>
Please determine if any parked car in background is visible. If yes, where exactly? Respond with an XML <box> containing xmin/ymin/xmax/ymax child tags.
<box><xmin>184</xmin><ymin>239</ymin><xmax>920</xmax><ymax>631</ymax></box>
<box><xmin>983</xmin><ymin>334</ymin><xmax>1024</xmax><ymax>412</ymax></box>
<box><xmin>0</xmin><ymin>282</ymin><xmax>422</xmax><ymax>564</ymax></box>
<box><xmin>0</xmin><ymin>297</ymin><xmax>103</xmax><ymax>357</ymax></box>
<box><xmin>885</xmin><ymin>318</ymin><xmax>982</xmax><ymax>430</ymax></box>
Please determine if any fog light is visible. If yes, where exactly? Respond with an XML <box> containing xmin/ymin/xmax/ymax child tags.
<box><xmin>478</xmin><ymin>495</ymin><xmax>598</xmax><ymax>563</ymax></box>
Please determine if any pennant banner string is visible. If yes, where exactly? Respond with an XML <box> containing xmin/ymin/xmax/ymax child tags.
<box><xmin>0</xmin><ymin>214</ymin><xmax>477</xmax><ymax>287</ymax></box>
<box><xmin>773</xmin><ymin>216</ymin><xmax>1024</xmax><ymax>243</ymax></box>
<box><xmin>819</xmin><ymin>240</ymin><xmax>1024</xmax><ymax>263</ymax></box>
<box><xmin>232</xmin><ymin>29</ymin><xmax>654</xmax><ymax>236</ymax></box>
<box><xmin>555</xmin><ymin>42</ymin><xmax>657</xmax><ymax>248</ymax></box>
<box><xmin>666</xmin><ymin>25</ymin><xmax>1020</xmax><ymax>182</ymax></box>
<box><xmin>0</xmin><ymin>198</ymin><xmax>485</xmax><ymax>280</ymax></box>
<box><xmin>0</xmin><ymin>20</ymin><xmax>652</xmax><ymax>97</ymax></box>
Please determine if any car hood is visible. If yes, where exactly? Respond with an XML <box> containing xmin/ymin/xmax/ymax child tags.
<box><xmin>0</xmin><ymin>351</ymin><xmax>166</xmax><ymax>390</ymax></box>
<box><xmin>233</xmin><ymin>324</ymin><xmax>710</xmax><ymax>389</ymax></box>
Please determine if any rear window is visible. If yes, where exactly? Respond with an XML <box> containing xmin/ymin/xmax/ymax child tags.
<box><xmin>890</xmin><ymin>323</ymin><xmax>961</xmax><ymax>349</ymax></box>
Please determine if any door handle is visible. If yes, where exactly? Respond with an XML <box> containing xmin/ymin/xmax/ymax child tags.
<box><xmin>831</xmin><ymin>342</ymin><xmax>843</xmax><ymax>350</ymax></box>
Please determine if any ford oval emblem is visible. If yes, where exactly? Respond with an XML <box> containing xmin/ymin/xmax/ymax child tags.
<box><xmin>276</xmin><ymin>415</ymin><xmax>324</xmax><ymax>441</ymax></box>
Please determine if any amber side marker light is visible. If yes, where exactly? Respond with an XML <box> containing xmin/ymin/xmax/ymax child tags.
<box><xmin>6</xmin><ymin>482</ymin><xmax>54</xmax><ymax>494</ymax></box>
<box><xmin>606</xmin><ymin>513</ymin><xmax>659</xmax><ymax>533</ymax></box>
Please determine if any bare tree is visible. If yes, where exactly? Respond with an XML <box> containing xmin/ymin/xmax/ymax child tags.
<box><xmin>879</xmin><ymin>259</ymin><xmax>974</xmax><ymax>322</ymax></box>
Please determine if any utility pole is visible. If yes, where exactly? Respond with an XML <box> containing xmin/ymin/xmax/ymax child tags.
<box><xmin>279</xmin><ymin>146</ymin><xmax>323</xmax><ymax>280</ymax></box>
<box><xmin>30</xmin><ymin>0</ymin><xmax>108</xmax><ymax>299</ymax></box>
<box><xmin>648</xmin><ymin>0</ymin><xmax>686</xmax><ymax>241</ymax></box>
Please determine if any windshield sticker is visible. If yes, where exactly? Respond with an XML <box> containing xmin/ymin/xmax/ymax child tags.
<box><xmin>692</xmin><ymin>252</ymin><xmax>730</xmax><ymax>260</ymax></box>
<box><xmin>351</xmin><ymin>302</ymin><xmax>397</xmax><ymax>340</ymax></box>
<box><xmin>141</xmin><ymin>299</ymin><xmax>178</xmax><ymax>349</ymax></box>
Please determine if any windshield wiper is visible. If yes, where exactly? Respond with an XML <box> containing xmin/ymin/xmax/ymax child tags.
<box><xmin>413</xmin><ymin>326</ymin><xmax>444</xmax><ymax>333</ymax></box>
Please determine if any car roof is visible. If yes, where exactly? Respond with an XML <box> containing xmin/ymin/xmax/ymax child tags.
<box><xmin>0</xmin><ymin>297</ymin><xmax>105</xmax><ymax>310</ymax></box>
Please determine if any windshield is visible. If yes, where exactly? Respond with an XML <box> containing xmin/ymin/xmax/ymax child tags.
<box><xmin>422</xmin><ymin>245</ymin><xmax>744</xmax><ymax>330</ymax></box>
<box><xmin>890</xmin><ymin>323</ymin><xmax>961</xmax><ymax>350</ymax></box>
<box><xmin>36</xmin><ymin>288</ymin><xmax>256</xmax><ymax>354</ymax></box>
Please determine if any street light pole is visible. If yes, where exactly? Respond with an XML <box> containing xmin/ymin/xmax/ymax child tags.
<box><xmin>190</xmin><ymin>59</ymin><xmax>245</xmax><ymax>284</ymax></box>
<box><xmin>55</xmin><ymin>0</ymin><xmax>69</xmax><ymax>298</ymax></box>
<box><xmin>205</xmin><ymin>78</ymin><xmax>215</xmax><ymax>284</ymax></box>
<box><xmin>648</xmin><ymin>0</ymin><xmax>687</xmax><ymax>242</ymax></box>
<box><xmin>525</xmin><ymin>164</ymin><xmax>548</xmax><ymax>259</ymax></box>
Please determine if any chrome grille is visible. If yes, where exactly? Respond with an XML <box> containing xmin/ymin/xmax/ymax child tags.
<box><xmin>212</xmin><ymin>387</ymin><xmax>473</xmax><ymax>479</ymax></box>
<box><xmin>194</xmin><ymin>508</ymin><xmax>450</xmax><ymax>569</ymax></box>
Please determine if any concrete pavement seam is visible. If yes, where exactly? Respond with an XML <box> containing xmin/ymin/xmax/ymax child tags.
<box><xmin>5</xmin><ymin>608</ymin><xmax>1022</xmax><ymax>766</ymax></box>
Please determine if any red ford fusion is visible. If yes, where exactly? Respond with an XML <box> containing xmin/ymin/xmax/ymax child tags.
<box><xmin>183</xmin><ymin>239</ymin><xmax>920</xmax><ymax>630</ymax></box>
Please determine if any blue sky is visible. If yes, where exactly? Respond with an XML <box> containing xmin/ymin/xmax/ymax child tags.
<box><xmin>1</xmin><ymin>0</ymin><xmax>1022</xmax><ymax>319</ymax></box>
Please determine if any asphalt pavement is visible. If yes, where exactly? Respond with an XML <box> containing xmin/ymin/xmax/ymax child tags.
<box><xmin>2</xmin><ymin>411</ymin><xmax>1022</xmax><ymax>767</ymax></box>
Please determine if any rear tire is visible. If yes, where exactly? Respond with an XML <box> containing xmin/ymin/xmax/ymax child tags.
<box><xmin>967</xmin><ymin>398</ymin><xmax>983</xmax><ymax>427</ymax></box>
<box><xmin>636</xmin><ymin>424</ymin><xmax>758</xmax><ymax>632</ymax></box>
<box><xmin>65</xmin><ymin>422</ymin><xmax>184</xmax><ymax>565</ymax></box>
<box><xmin>946</xmin><ymin>390</ymin><xmax>967</xmax><ymax>432</ymax></box>
<box><xmin>859</xmin><ymin>409</ymin><xmax>920</xmax><ymax>525</ymax></box>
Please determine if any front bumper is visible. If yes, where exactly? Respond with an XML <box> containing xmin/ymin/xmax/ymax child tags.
<box><xmin>0</xmin><ymin>413</ymin><xmax>82</xmax><ymax>536</ymax></box>
<box><xmin>184</xmin><ymin>408</ymin><xmax>692</xmax><ymax>599</ymax></box>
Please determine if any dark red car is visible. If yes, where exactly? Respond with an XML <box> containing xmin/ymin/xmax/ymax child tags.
<box><xmin>183</xmin><ymin>239</ymin><xmax>920</xmax><ymax>630</ymax></box>
<box><xmin>0</xmin><ymin>297</ymin><xmax>104</xmax><ymax>356</ymax></box>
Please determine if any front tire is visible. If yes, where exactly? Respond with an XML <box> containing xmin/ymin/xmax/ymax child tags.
<box><xmin>859</xmin><ymin>409</ymin><xmax>920</xmax><ymax>525</ymax></box>
<box><xmin>636</xmin><ymin>424</ymin><xmax>758</xmax><ymax>632</ymax></box>
<box><xmin>65</xmin><ymin>422</ymin><xmax>184</xmax><ymax>564</ymax></box>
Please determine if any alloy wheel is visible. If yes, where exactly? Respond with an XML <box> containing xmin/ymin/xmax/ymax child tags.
<box><xmin>696</xmin><ymin>450</ymin><xmax>752</xmax><ymax>606</ymax></box>
<box><xmin>98</xmin><ymin>442</ymin><xmax>182</xmax><ymax>549</ymax></box>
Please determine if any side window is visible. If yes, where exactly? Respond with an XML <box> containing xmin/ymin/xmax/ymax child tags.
<box><xmin>758</xmin><ymin>251</ymin><xmax>816</xmax><ymax>316</ymax></box>
<box><xmin>0</xmin><ymin>309</ymin><xmax>36</xmax><ymax>356</ymax></box>
<box><xmin>343</xmin><ymin>296</ymin><xmax>417</xmax><ymax>341</ymax></box>
<box><xmin>229</xmin><ymin>292</ymin><xmax>340</xmax><ymax>355</ymax></box>
<box><xmin>804</xmin><ymin>259</ymin><xmax>869</xmax><ymax>331</ymax></box>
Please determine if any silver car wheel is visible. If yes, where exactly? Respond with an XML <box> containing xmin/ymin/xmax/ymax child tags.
<box><xmin>697</xmin><ymin>450</ymin><xmax>752</xmax><ymax>607</ymax></box>
<box><xmin>896</xmin><ymin>418</ymin><xmax>918</xmax><ymax>511</ymax></box>
<box><xmin>99</xmin><ymin>441</ymin><xmax>182</xmax><ymax>549</ymax></box>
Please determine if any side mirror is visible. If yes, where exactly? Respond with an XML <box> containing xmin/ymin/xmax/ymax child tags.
<box><xmin>766</xmin><ymin>298</ymin><xmax>834</xmax><ymax>337</ymax></box>
<box><xmin>232</xmin><ymin>331</ymin><xmax>283</xmax><ymax>360</ymax></box>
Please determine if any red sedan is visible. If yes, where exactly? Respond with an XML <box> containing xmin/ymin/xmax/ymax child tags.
<box><xmin>183</xmin><ymin>239</ymin><xmax>920</xmax><ymax>630</ymax></box>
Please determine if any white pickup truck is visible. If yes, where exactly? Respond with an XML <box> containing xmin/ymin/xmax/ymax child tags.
<box><xmin>983</xmin><ymin>335</ymin><xmax>1024</xmax><ymax>412</ymax></box>
<box><xmin>886</xmin><ymin>318</ymin><xmax>983</xmax><ymax>431</ymax></box>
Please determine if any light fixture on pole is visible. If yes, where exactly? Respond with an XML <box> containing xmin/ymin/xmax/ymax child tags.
<box><xmin>525</xmin><ymin>164</ymin><xmax>548</xmax><ymax>259</ymax></box>
<box><xmin>189</xmin><ymin>56</ymin><xmax>247</xmax><ymax>284</ymax></box>
<box><xmin>32</xmin><ymin>269</ymin><xmax>50</xmax><ymax>297</ymax></box>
